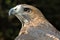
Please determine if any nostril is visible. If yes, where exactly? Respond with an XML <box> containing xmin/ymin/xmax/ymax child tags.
<box><xmin>15</xmin><ymin>8</ymin><xmax>17</xmax><ymax>10</ymax></box>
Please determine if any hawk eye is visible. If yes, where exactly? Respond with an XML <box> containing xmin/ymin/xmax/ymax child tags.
<box><xmin>24</xmin><ymin>8</ymin><xmax>31</xmax><ymax>12</ymax></box>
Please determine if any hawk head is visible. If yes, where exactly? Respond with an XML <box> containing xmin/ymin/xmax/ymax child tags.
<box><xmin>9</xmin><ymin>4</ymin><xmax>45</xmax><ymax>25</ymax></box>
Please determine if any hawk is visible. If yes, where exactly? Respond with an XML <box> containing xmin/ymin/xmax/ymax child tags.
<box><xmin>9</xmin><ymin>4</ymin><xmax>60</xmax><ymax>40</ymax></box>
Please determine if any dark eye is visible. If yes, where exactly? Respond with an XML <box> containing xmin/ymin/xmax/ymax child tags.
<box><xmin>24</xmin><ymin>8</ymin><xmax>31</xmax><ymax>12</ymax></box>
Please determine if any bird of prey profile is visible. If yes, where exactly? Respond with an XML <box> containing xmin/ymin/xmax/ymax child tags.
<box><xmin>9</xmin><ymin>4</ymin><xmax>60</xmax><ymax>40</ymax></box>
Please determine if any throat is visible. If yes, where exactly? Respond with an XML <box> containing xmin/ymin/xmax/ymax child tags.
<box><xmin>24</xmin><ymin>16</ymin><xmax>46</xmax><ymax>27</ymax></box>
<box><xmin>24</xmin><ymin>19</ymin><xmax>29</xmax><ymax>23</ymax></box>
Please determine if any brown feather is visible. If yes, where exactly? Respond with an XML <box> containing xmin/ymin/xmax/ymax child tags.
<box><xmin>12</xmin><ymin>4</ymin><xmax>60</xmax><ymax>40</ymax></box>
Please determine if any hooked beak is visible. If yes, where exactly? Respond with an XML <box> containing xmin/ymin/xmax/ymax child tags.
<box><xmin>9</xmin><ymin>8</ymin><xmax>15</xmax><ymax>16</ymax></box>
<box><xmin>8</xmin><ymin>5</ymin><xmax>23</xmax><ymax>16</ymax></box>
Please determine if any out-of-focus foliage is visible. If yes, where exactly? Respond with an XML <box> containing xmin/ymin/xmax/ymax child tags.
<box><xmin>0</xmin><ymin>0</ymin><xmax>60</xmax><ymax>40</ymax></box>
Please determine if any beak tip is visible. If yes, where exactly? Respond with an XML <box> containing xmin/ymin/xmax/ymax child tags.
<box><xmin>8</xmin><ymin>10</ymin><xmax>11</xmax><ymax>16</ymax></box>
<box><xmin>8</xmin><ymin>8</ymin><xmax>14</xmax><ymax>16</ymax></box>
<box><xmin>8</xmin><ymin>12</ymin><xmax>10</xmax><ymax>16</ymax></box>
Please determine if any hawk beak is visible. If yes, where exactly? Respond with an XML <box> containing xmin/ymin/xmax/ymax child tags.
<box><xmin>9</xmin><ymin>8</ymin><xmax>15</xmax><ymax>16</ymax></box>
<box><xmin>8</xmin><ymin>5</ymin><xmax>23</xmax><ymax>16</ymax></box>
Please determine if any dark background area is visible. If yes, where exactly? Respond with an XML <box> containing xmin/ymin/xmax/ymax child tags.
<box><xmin>0</xmin><ymin>0</ymin><xmax>60</xmax><ymax>40</ymax></box>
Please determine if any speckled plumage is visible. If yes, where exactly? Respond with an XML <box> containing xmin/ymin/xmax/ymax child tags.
<box><xmin>9</xmin><ymin>4</ymin><xmax>60</xmax><ymax>40</ymax></box>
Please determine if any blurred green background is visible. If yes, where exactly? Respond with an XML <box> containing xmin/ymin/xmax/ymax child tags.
<box><xmin>0</xmin><ymin>0</ymin><xmax>60</xmax><ymax>40</ymax></box>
